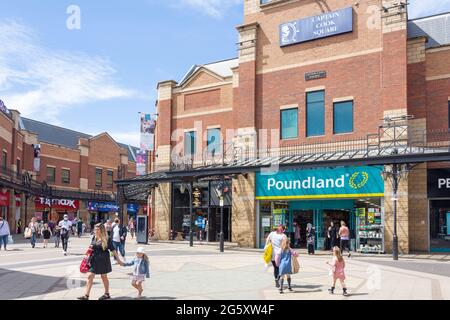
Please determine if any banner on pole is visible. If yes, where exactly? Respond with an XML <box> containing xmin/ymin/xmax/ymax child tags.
<box><xmin>140</xmin><ymin>113</ymin><xmax>155</xmax><ymax>151</ymax></box>
<box><xmin>136</xmin><ymin>150</ymin><xmax>147</xmax><ymax>176</ymax></box>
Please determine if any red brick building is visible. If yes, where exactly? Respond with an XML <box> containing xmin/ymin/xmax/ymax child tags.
<box><xmin>136</xmin><ymin>1</ymin><xmax>450</xmax><ymax>253</ymax></box>
<box><xmin>0</xmin><ymin>105</ymin><xmax>142</xmax><ymax>233</ymax></box>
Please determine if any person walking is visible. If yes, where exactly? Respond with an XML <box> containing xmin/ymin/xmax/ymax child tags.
<box><xmin>42</xmin><ymin>223</ymin><xmax>52</xmax><ymax>248</ymax></box>
<box><xmin>293</xmin><ymin>221</ymin><xmax>301</xmax><ymax>248</ymax></box>
<box><xmin>111</xmin><ymin>218</ymin><xmax>127</xmax><ymax>262</ymax></box>
<box><xmin>327</xmin><ymin>246</ymin><xmax>348</xmax><ymax>296</ymax></box>
<box><xmin>266</xmin><ymin>225</ymin><xmax>287</xmax><ymax>288</ymax></box>
<box><xmin>327</xmin><ymin>221</ymin><xmax>338</xmax><ymax>251</ymax></box>
<box><xmin>339</xmin><ymin>221</ymin><xmax>351</xmax><ymax>258</ymax></box>
<box><xmin>306</xmin><ymin>223</ymin><xmax>316</xmax><ymax>255</ymax></box>
<box><xmin>77</xmin><ymin>223</ymin><xmax>124</xmax><ymax>300</ymax></box>
<box><xmin>58</xmin><ymin>214</ymin><xmax>72</xmax><ymax>256</ymax></box>
<box><xmin>123</xmin><ymin>247</ymin><xmax>150</xmax><ymax>299</ymax></box>
<box><xmin>54</xmin><ymin>225</ymin><xmax>61</xmax><ymax>248</ymax></box>
<box><xmin>275</xmin><ymin>237</ymin><xmax>298</xmax><ymax>294</ymax></box>
<box><xmin>28</xmin><ymin>217</ymin><xmax>39</xmax><ymax>248</ymax></box>
<box><xmin>77</xmin><ymin>219</ymin><xmax>83</xmax><ymax>238</ymax></box>
<box><xmin>17</xmin><ymin>218</ymin><xmax>22</xmax><ymax>234</ymax></box>
<box><xmin>0</xmin><ymin>217</ymin><xmax>11</xmax><ymax>251</ymax></box>
<box><xmin>104</xmin><ymin>220</ymin><xmax>112</xmax><ymax>238</ymax></box>
<box><xmin>128</xmin><ymin>217</ymin><xmax>135</xmax><ymax>240</ymax></box>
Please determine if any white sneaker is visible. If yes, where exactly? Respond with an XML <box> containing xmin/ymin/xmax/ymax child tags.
<box><xmin>64</xmin><ymin>251</ymin><xmax>67</xmax><ymax>256</ymax></box>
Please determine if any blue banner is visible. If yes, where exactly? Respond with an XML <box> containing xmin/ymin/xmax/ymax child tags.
<box><xmin>256</xmin><ymin>166</ymin><xmax>384</xmax><ymax>200</ymax></box>
<box><xmin>280</xmin><ymin>7</ymin><xmax>353</xmax><ymax>46</ymax></box>
<box><xmin>88</xmin><ymin>202</ymin><xmax>119</xmax><ymax>212</ymax></box>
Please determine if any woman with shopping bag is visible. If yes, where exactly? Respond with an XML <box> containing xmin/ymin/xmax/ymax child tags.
<box><xmin>266</xmin><ymin>225</ymin><xmax>287</xmax><ymax>288</ymax></box>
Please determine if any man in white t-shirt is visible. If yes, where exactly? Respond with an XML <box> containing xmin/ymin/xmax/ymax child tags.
<box><xmin>266</xmin><ymin>225</ymin><xmax>287</xmax><ymax>288</ymax></box>
<box><xmin>58</xmin><ymin>215</ymin><xmax>72</xmax><ymax>256</ymax></box>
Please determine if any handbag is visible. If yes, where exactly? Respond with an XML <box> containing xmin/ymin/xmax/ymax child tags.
<box><xmin>24</xmin><ymin>227</ymin><xmax>32</xmax><ymax>239</ymax></box>
<box><xmin>7</xmin><ymin>235</ymin><xmax>14</xmax><ymax>245</ymax></box>
<box><xmin>80</xmin><ymin>247</ymin><xmax>94</xmax><ymax>273</ymax></box>
<box><xmin>291</xmin><ymin>256</ymin><xmax>300</xmax><ymax>274</ymax></box>
<box><xmin>263</xmin><ymin>243</ymin><xmax>273</xmax><ymax>264</ymax></box>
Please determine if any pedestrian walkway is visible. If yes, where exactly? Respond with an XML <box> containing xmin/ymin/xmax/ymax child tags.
<box><xmin>1</xmin><ymin>236</ymin><xmax>450</xmax><ymax>300</ymax></box>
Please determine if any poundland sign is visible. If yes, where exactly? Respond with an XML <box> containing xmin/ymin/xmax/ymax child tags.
<box><xmin>256</xmin><ymin>166</ymin><xmax>384</xmax><ymax>200</ymax></box>
<box><xmin>280</xmin><ymin>7</ymin><xmax>353</xmax><ymax>46</ymax></box>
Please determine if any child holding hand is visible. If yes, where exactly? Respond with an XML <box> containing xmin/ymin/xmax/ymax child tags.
<box><xmin>123</xmin><ymin>247</ymin><xmax>150</xmax><ymax>299</ymax></box>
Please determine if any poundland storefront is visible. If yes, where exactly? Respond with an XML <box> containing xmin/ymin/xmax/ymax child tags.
<box><xmin>255</xmin><ymin>166</ymin><xmax>386</xmax><ymax>254</ymax></box>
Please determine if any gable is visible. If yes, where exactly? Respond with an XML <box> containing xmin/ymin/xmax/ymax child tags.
<box><xmin>182</xmin><ymin>69</ymin><xmax>225</xmax><ymax>89</ymax></box>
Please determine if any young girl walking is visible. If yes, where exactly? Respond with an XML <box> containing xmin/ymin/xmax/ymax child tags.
<box><xmin>54</xmin><ymin>226</ymin><xmax>61</xmax><ymax>248</ymax></box>
<box><xmin>123</xmin><ymin>247</ymin><xmax>150</xmax><ymax>299</ymax></box>
<box><xmin>327</xmin><ymin>246</ymin><xmax>348</xmax><ymax>296</ymax></box>
<box><xmin>275</xmin><ymin>237</ymin><xmax>298</xmax><ymax>294</ymax></box>
<box><xmin>42</xmin><ymin>224</ymin><xmax>52</xmax><ymax>248</ymax></box>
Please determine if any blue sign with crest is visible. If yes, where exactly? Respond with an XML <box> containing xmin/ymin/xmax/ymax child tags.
<box><xmin>280</xmin><ymin>7</ymin><xmax>353</xmax><ymax>47</ymax></box>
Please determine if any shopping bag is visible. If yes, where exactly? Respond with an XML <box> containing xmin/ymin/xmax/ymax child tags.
<box><xmin>79</xmin><ymin>247</ymin><xmax>93</xmax><ymax>273</ymax></box>
<box><xmin>263</xmin><ymin>243</ymin><xmax>273</xmax><ymax>264</ymax></box>
<box><xmin>24</xmin><ymin>227</ymin><xmax>32</xmax><ymax>239</ymax></box>
<box><xmin>7</xmin><ymin>235</ymin><xmax>14</xmax><ymax>245</ymax></box>
<box><xmin>291</xmin><ymin>256</ymin><xmax>300</xmax><ymax>274</ymax></box>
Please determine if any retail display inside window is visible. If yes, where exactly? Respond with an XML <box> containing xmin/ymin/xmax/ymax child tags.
<box><xmin>356</xmin><ymin>202</ymin><xmax>384</xmax><ymax>254</ymax></box>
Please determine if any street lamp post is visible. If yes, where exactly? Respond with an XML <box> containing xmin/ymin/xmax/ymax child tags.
<box><xmin>219</xmin><ymin>176</ymin><xmax>225</xmax><ymax>253</ymax></box>
<box><xmin>383</xmin><ymin>163</ymin><xmax>410</xmax><ymax>261</ymax></box>
<box><xmin>189</xmin><ymin>181</ymin><xmax>194</xmax><ymax>247</ymax></box>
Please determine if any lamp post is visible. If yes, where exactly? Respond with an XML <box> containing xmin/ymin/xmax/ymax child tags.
<box><xmin>219</xmin><ymin>176</ymin><xmax>225</xmax><ymax>253</ymax></box>
<box><xmin>382</xmin><ymin>163</ymin><xmax>410</xmax><ymax>261</ymax></box>
<box><xmin>189</xmin><ymin>181</ymin><xmax>194</xmax><ymax>247</ymax></box>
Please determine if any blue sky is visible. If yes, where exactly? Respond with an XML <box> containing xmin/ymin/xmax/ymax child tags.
<box><xmin>0</xmin><ymin>0</ymin><xmax>449</xmax><ymax>147</ymax></box>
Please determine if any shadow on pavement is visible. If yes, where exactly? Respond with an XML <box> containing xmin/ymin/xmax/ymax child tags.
<box><xmin>0</xmin><ymin>268</ymin><xmax>86</xmax><ymax>299</ymax></box>
<box><xmin>291</xmin><ymin>284</ymin><xmax>322</xmax><ymax>289</ymax></box>
<box><xmin>346</xmin><ymin>293</ymin><xmax>369</xmax><ymax>297</ymax></box>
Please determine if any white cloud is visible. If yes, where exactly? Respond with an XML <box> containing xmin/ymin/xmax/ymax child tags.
<box><xmin>176</xmin><ymin>0</ymin><xmax>242</xmax><ymax>19</ymax></box>
<box><xmin>409</xmin><ymin>0</ymin><xmax>450</xmax><ymax>19</ymax></box>
<box><xmin>0</xmin><ymin>20</ymin><xmax>137</xmax><ymax>122</ymax></box>
<box><xmin>108</xmin><ymin>131</ymin><xmax>140</xmax><ymax>147</ymax></box>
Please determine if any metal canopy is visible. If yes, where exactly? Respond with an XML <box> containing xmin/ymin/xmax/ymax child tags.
<box><xmin>115</xmin><ymin>125</ymin><xmax>450</xmax><ymax>202</ymax></box>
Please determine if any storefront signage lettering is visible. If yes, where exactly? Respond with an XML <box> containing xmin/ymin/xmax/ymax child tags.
<box><xmin>428</xmin><ymin>169</ymin><xmax>450</xmax><ymax>198</ymax></box>
<box><xmin>256</xmin><ymin>166</ymin><xmax>384</xmax><ymax>200</ymax></box>
<box><xmin>35</xmin><ymin>197</ymin><xmax>79</xmax><ymax>210</ymax></box>
<box><xmin>88</xmin><ymin>202</ymin><xmax>119</xmax><ymax>212</ymax></box>
<box><xmin>280</xmin><ymin>7</ymin><xmax>353</xmax><ymax>47</ymax></box>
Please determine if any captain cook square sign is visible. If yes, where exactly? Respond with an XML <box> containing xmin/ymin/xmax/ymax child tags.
<box><xmin>280</xmin><ymin>7</ymin><xmax>353</xmax><ymax>46</ymax></box>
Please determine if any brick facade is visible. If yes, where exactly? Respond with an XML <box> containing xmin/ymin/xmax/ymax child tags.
<box><xmin>152</xmin><ymin>0</ymin><xmax>450</xmax><ymax>251</ymax></box>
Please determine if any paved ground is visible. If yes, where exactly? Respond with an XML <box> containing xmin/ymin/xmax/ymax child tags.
<box><xmin>1</xmin><ymin>235</ymin><xmax>450</xmax><ymax>300</ymax></box>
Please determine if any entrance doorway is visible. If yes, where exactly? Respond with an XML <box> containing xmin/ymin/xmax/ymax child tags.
<box><xmin>208</xmin><ymin>207</ymin><xmax>231</xmax><ymax>242</ymax></box>
<box><xmin>430</xmin><ymin>200</ymin><xmax>450</xmax><ymax>252</ymax></box>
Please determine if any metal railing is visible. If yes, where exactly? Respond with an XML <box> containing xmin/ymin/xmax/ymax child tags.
<box><xmin>168</xmin><ymin>127</ymin><xmax>450</xmax><ymax>170</ymax></box>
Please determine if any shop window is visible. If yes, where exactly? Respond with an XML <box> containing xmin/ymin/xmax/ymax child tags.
<box><xmin>107</xmin><ymin>170</ymin><xmax>113</xmax><ymax>188</ymax></box>
<box><xmin>96</xmin><ymin>168</ymin><xmax>102</xmax><ymax>188</ymax></box>
<box><xmin>2</xmin><ymin>151</ymin><xmax>7</xmax><ymax>171</ymax></box>
<box><xmin>61</xmin><ymin>169</ymin><xmax>70</xmax><ymax>184</ymax></box>
<box><xmin>306</xmin><ymin>91</ymin><xmax>325</xmax><ymax>137</ymax></box>
<box><xmin>207</xmin><ymin>128</ymin><xmax>221</xmax><ymax>156</ymax></box>
<box><xmin>280</xmin><ymin>108</ymin><xmax>298</xmax><ymax>140</ymax></box>
<box><xmin>333</xmin><ymin>101</ymin><xmax>354</xmax><ymax>134</ymax></box>
<box><xmin>46</xmin><ymin>167</ymin><xmax>56</xmax><ymax>183</ymax></box>
<box><xmin>184</xmin><ymin>131</ymin><xmax>196</xmax><ymax>156</ymax></box>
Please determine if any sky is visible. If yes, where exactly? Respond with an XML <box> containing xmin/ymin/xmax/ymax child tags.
<box><xmin>0</xmin><ymin>0</ymin><xmax>449</xmax><ymax>147</ymax></box>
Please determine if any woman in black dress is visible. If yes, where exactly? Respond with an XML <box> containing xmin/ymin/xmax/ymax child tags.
<box><xmin>78</xmin><ymin>223</ymin><xmax>124</xmax><ymax>300</ymax></box>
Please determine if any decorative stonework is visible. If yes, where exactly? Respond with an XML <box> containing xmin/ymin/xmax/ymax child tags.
<box><xmin>244</xmin><ymin>0</ymin><xmax>261</xmax><ymax>15</ymax></box>
<box><xmin>232</xmin><ymin>173</ymin><xmax>256</xmax><ymax>248</ymax></box>
<box><xmin>237</xmin><ymin>23</ymin><xmax>258</xmax><ymax>64</ymax></box>
<box><xmin>158</xmin><ymin>81</ymin><xmax>177</xmax><ymax>101</ymax></box>
<box><xmin>154</xmin><ymin>182</ymin><xmax>171</xmax><ymax>241</ymax></box>
<box><xmin>155</xmin><ymin>145</ymin><xmax>172</xmax><ymax>171</ymax></box>
<box><xmin>408</xmin><ymin>37</ymin><xmax>427</xmax><ymax>64</ymax></box>
<box><xmin>382</xmin><ymin>0</ymin><xmax>407</xmax><ymax>34</ymax></box>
